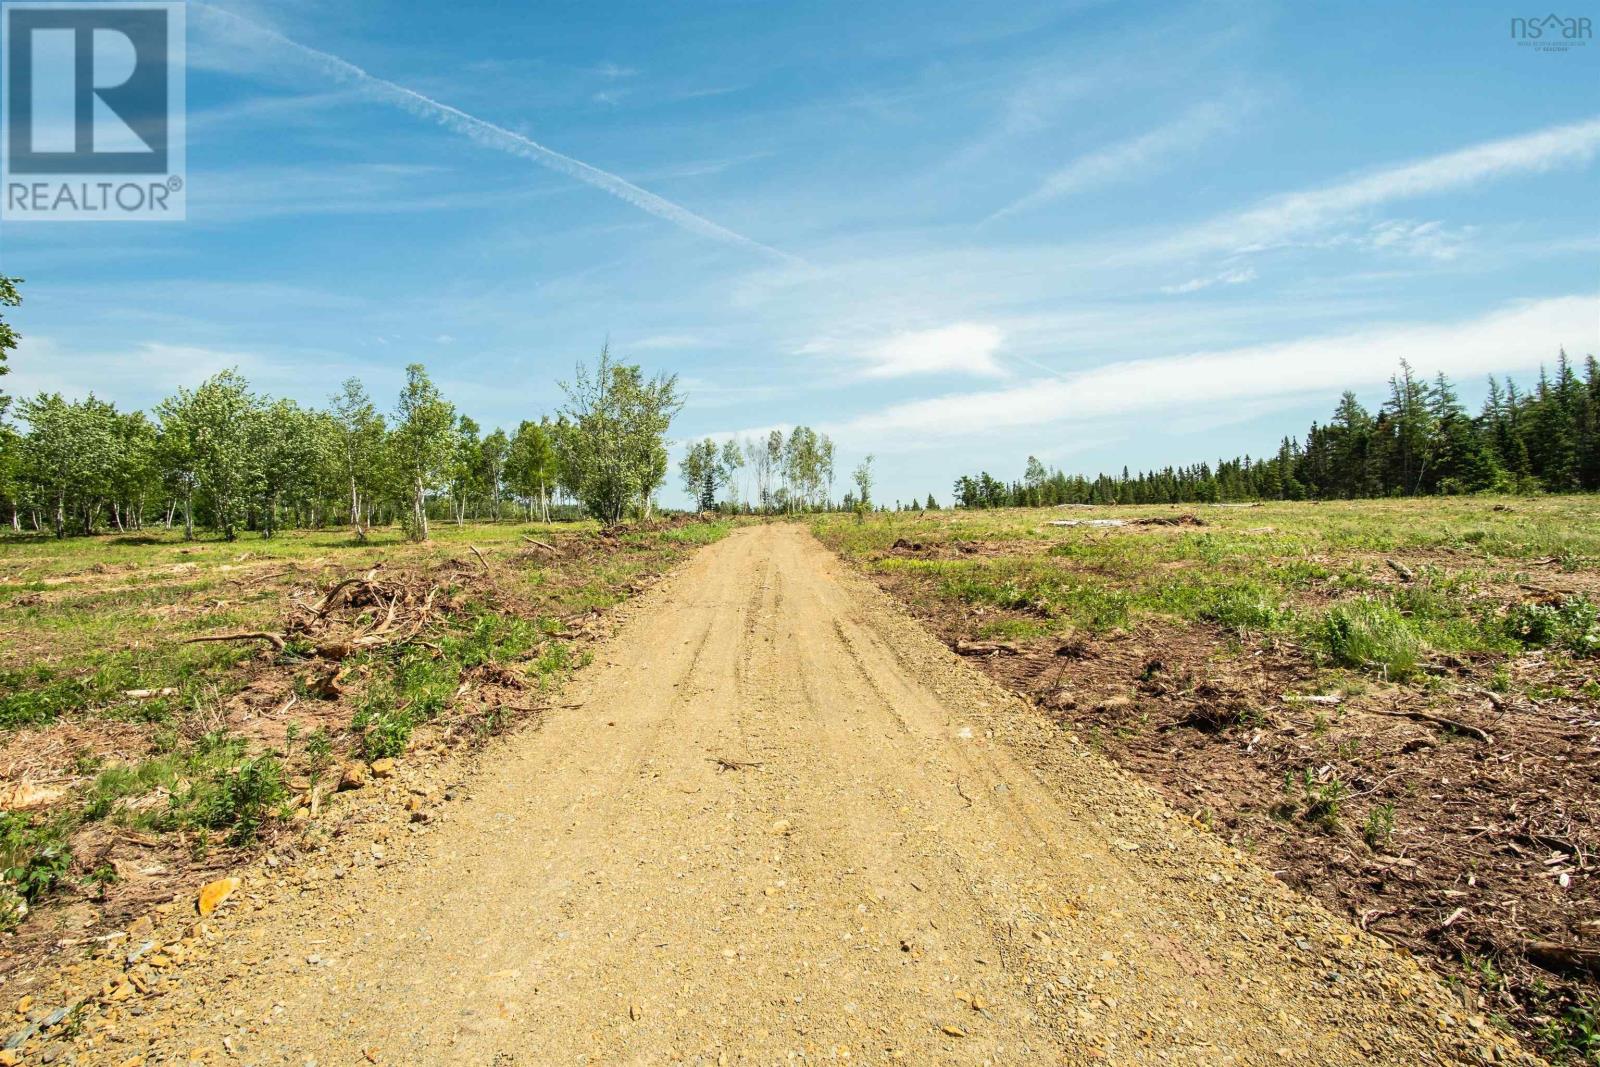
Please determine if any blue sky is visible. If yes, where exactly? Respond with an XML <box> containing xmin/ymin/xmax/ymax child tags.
<box><xmin>2</xmin><ymin>0</ymin><xmax>1597</xmax><ymax>507</ymax></box>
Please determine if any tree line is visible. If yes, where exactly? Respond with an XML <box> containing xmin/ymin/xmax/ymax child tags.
<box><xmin>0</xmin><ymin>279</ymin><xmax>691</xmax><ymax>539</ymax></box>
<box><xmin>677</xmin><ymin>428</ymin><xmax>880</xmax><ymax>514</ymax></box>
<box><xmin>954</xmin><ymin>357</ymin><xmax>1600</xmax><ymax>508</ymax></box>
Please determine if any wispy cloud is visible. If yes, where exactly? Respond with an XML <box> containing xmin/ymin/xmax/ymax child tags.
<box><xmin>834</xmin><ymin>294</ymin><xmax>1596</xmax><ymax>443</ymax></box>
<box><xmin>989</xmin><ymin>96</ymin><xmax>1248</xmax><ymax>221</ymax></box>
<box><xmin>1160</xmin><ymin>265</ymin><xmax>1257</xmax><ymax>295</ymax></box>
<box><xmin>191</xmin><ymin>3</ymin><xmax>795</xmax><ymax>261</ymax></box>
<box><xmin>1359</xmin><ymin>219</ymin><xmax>1474</xmax><ymax>261</ymax></box>
<box><xmin>1173</xmin><ymin>116</ymin><xmax>1600</xmax><ymax>258</ymax></box>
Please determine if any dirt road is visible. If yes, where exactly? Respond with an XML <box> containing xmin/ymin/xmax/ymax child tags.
<box><xmin>125</xmin><ymin>525</ymin><xmax>1528</xmax><ymax>1065</ymax></box>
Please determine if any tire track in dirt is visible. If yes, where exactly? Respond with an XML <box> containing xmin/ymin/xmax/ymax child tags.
<box><xmin>114</xmin><ymin>525</ymin><xmax>1536</xmax><ymax>1065</ymax></box>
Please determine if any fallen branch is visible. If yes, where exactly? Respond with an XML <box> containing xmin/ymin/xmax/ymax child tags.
<box><xmin>954</xmin><ymin>640</ymin><xmax>1019</xmax><ymax>657</ymax></box>
<box><xmin>1524</xmin><ymin>940</ymin><xmax>1600</xmax><ymax>979</ymax></box>
<box><xmin>183</xmin><ymin>631</ymin><xmax>286</xmax><ymax>652</ymax></box>
<box><xmin>1368</xmin><ymin>707</ymin><xmax>1493</xmax><ymax>744</ymax></box>
<box><xmin>469</xmin><ymin>545</ymin><xmax>502</xmax><ymax>596</ymax></box>
<box><xmin>521</xmin><ymin>537</ymin><xmax>558</xmax><ymax>555</ymax></box>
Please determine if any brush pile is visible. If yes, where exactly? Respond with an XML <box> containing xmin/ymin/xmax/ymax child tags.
<box><xmin>185</xmin><ymin>563</ymin><xmax>451</xmax><ymax>662</ymax></box>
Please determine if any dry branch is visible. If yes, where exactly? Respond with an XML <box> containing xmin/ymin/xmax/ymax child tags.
<box><xmin>955</xmin><ymin>640</ymin><xmax>1019</xmax><ymax>657</ymax></box>
<box><xmin>183</xmin><ymin>631</ymin><xmax>286</xmax><ymax>651</ymax></box>
<box><xmin>1368</xmin><ymin>707</ymin><xmax>1493</xmax><ymax>744</ymax></box>
<box><xmin>1524</xmin><ymin>940</ymin><xmax>1600</xmax><ymax>978</ymax></box>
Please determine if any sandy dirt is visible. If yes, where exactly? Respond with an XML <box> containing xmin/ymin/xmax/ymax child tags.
<box><xmin>103</xmin><ymin>525</ymin><xmax>1535</xmax><ymax>1065</ymax></box>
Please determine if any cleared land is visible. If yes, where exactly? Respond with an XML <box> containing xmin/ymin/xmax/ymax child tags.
<box><xmin>813</xmin><ymin>496</ymin><xmax>1600</xmax><ymax>1062</ymax></box>
<box><xmin>0</xmin><ymin>518</ymin><xmax>729</xmax><ymax>972</ymax></box>
<box><xmin>0</xmin><ymin>524</ymin><xmax>1541</xmax><ymax>1065</ymax></box>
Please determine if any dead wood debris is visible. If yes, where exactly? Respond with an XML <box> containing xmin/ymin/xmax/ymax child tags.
<box><xmin>184</xmin><ymin>564</ymin><xmax>444</xmax><ymax>662</ymax></box>
<box><xmin>954</xmin><ymin>640</ymin><xmax>1019</xmax><ymax>657</ymax></box>
<box><xmin>1368</xmin><ymin>706</ymin><xmax>1494</xmax><ymax>744</ymax></box>
<box><xmin>708</xmin><ymin>756</ymin><xmax>764</xmax><ymax>772</ymax></box>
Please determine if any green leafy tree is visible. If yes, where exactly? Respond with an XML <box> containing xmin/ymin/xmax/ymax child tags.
<box><xmin>389</xmin><ymin>364</ymin><xmax>457</xmax><ymax>541</ymax></box>
<box><xmin>329</xmin><ymin>378</ymin><xmax>386</xmax><ymax>539</ymax></box>
<box><xmin>508</xmin><ymin>418</ymin><xmax>559</xmax><ymax>522</ymax></box>
<box><xmin>679</xmin><ymin>438</ymin><xmax>723</xmax><ymax>512</ymax></box>
<box><xmin>449</xmin><ymin>416</ymin><xmax>483</xmax><ymax>525</ymax></box>
<box><xmin>19</xmin><ymin>394</ymin><xmax>120</xmax><ymax>537</ymax></box>
<box><xmin>480</xmin><ymin>428</ymin><xmax>510</xmax><ymax>520</ymax></box>
<box><xmin>559</xmin><ymin>347</ymin><xmax>683</xmax><ymax>523</ymax></box>
<box><xmin>0</xmin><ymin>276</ymin><xmax>20</xmax><ymax>422</ymax></box>
<box><xmin>719</xmin><ymin>438</ymin><xmax>746</xmax><ymax>509</ymax></box>
<box><xmin>852</xmin><ymin>453</ymin><xmax>875</xmax><ymax>508</ymax></box>
<box><xmin>187</xmin><ymin>371</ymin><xmax>261</xmax><ymax>541</ymax></box>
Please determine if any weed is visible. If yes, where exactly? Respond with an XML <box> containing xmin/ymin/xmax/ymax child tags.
<box><xmin>1313</xmin><ymin>600</ymin><xmax>1424</xmax><ymax>679</ymax></box>
<box><xmin>1361</xmin><ymin>803</ymin><xmax>1396</xmax><ymax>850</ymax></box>
<box><xmin>1539</xmin><ymin>998</ymin><xmax>1600</xmax><ymax>1065</ymax></box>
<box><xmin>0</xmin><ymin>812</ymin><xmax>73</xmax><ymax>905</ymax></box>
<box><xmin>1284</xmin><ymin>768</ymin><xmax>1348</xmax><ymax>832</ymax></box>
<box><xmin>1506</xmin><ymin>596</ymin><xmax>1599</xmax><ymax>656</ymax></box>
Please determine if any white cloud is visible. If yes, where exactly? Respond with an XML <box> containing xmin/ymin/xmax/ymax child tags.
<box><xmin>820</xmin><ymin>323</ymin><xmax>1008</xmax><ymax>379</ymax></box>
<box><xmin>989</xmin><ymin>95</ymin><xmax>1247</xmax><ymax>220</ymax></box>
<box><xmin>1171</xmin><ymin>116</ymin><xmax>1600</xmax><ymax>258</ymax></box>
<box><xmin>1361</xmin><ymin>219</ymin><xmax>1473</xmax><ymax>261</ymax></box>
<box><xmin>835</xmin><ymin>294</ymin><xmax>1597</xmax><ymax>442</ymax></box>
<box><xmin>1160</xmin><ymin>266</ymin><xmax>1258</xmax><ymax>294</ymax></box>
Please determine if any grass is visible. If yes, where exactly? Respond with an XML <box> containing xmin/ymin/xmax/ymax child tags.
<box><xmin>1312</xmin><ymin>599</ymin><xmax>1424</xmax><ymax>679</ymax></box>
<box><xmin>0</xmin><ymin>515</ymin><xmax>733</xmax><ymax>922</ymax></box>
<box><xmin>813</xmin><ymin>496</ymin><xmax>1600</xmax><ymax>682</ymax></box>
<box><xmin>812</xmin><ymin>497</ymin><xmax>1600</xmax><ymax>1064</ymax></box>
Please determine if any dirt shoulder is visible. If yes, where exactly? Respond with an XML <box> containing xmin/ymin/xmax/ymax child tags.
<box><xmin>816</xmin><ymin>500</ymin><xmax>1598</xmax><ymax>1063</ymax></box>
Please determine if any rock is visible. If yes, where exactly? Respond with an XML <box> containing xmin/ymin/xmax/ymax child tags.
<box><xmin>0</xmin><ymin>1050</ymin><xmax>19</xmax><ymax>1066</ymax></box>
<box><xmin>1094</xmin><ymin>696</ymin><xmax>1133</xmax><ymax>714</ymax></box>
<box><xmin>370</xmin><ymin>758</ymin><xmax>396</xmax><ymax>779</ymax></box>
<box><xmin>0</xmin><ymin>782</ymin><xmax>65</xmax><ymax>811</ymax></box>
<box><xmin>3</xmin><ymin>1025</ymin><xmax>37</xmax><ymax>1052</ymax></box>
<box><xmin>127</xmin><ymin>915</ymin><xmax>154</xmax><ymax>939</ymax></box>
<box><xmin>197</xmin><ymin>876</ymin><xmax>241</xmax><ymax>917</ymax></box>
<box><xmin>338</xmin><ymin>763</ymin><xmax>368</xmax><ymax>791</ymax></box>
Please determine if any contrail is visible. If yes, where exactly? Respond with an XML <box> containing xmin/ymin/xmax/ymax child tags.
<box><xmin>192</xmin><ymin>4</ymin><xmax>796</xmax><ymax>262</ymax></box>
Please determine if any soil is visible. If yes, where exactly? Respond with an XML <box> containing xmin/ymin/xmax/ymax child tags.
<box><xmin>3</xmin><ymin>525</ymin><xmax>1537</xmax><ymax>1064</ymax></box>
<box><xmin>0</xmin><ymin>528</ymin><xmax>686</xmax><ymax>984</ymax></box>
<box><xmin>866</xmin><ymin>548</ymin><xmax>1599</xmax><ymax>1055</ymax></box>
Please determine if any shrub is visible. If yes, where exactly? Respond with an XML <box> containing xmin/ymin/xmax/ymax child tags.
<box><xmin>1506</xmin><ymin>596</ymin><xmax>1599</xmax><ymax>656</ymax></box>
